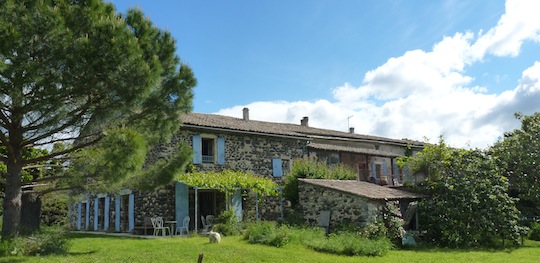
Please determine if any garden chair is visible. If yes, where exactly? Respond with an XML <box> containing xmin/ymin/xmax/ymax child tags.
<box><xmin>151</xmin><ymin>216</ymin><xmax>171</xmax><ymax>236</ymax></box>
<box><xmin>201</xmin><ymin>215</ymin><xmax>209</xmax><ymax>233</ymax></box>
<box><xmin>205</xmin><ymin>215</ymin><xmax>214</xmax><ymax>230</ymax></box>
<box><xmin>201</xmin><ymin>215</ymin><xmax>214</xmax><ymax>233</ymax></box>
<box><xmin>176</xmin><ymin>216</ymin><xmax>190</xmax><ymax>236</ymax></box>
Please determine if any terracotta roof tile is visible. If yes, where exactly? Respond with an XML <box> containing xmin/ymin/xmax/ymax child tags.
<box><xmin>182</xmin><ymin>112</ymin><xmax>423</xmax><ymax>147</ymax></box>
<box><xmin>299</xmin><ymin>178</ymin><xmax>424</xmax><ymax>200</ymax></box>
<box><xmin>308</xmin><ymin>142</ymin><xmax>400</xmax><ymax>158</ymax></box>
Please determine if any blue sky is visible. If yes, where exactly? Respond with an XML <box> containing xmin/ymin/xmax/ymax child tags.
<box><xmin>110</xmin><ymin>0</ymin><xmax>540</xmax><ymax>148</ymax></box>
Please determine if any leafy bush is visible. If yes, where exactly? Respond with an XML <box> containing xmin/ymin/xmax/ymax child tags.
<box><xmin>529</xmin><ymin>222</ymin><xmax>540</xmax><ymax>241</ymax></box>
<box><xmin>305</xmin><ymin>232</ymin><xmax>392</xmax><ymax>257</ymax></box>
<box><xmin>358</xmin><ymin>221</ymin><xmax>388</xmax><ymax>239</ymax></box>
<box><xmin>213</xmin><ymin>210</ymin><xmax>243</xmax><ymax>236</ymax></box>
<box><xmin>40</xmin><ymin>193</ymin><xmax>68</xmax><ymax>226</ymax></box>
<box><xmin>243</xmin><ymin>222</ymin><xmax>289</xmax><ymax>247</ymax></box>
<box><xmin>2</xmin><ymin>226</ymin><xmax>70</xmax><ymax>256</ymax></box>
<box><xmin>401</xmin><ymin>139</ymin><xmax>523</xmax><ymax>248</ymax></box>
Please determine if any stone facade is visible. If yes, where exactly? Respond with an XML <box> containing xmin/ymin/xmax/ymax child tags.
<box><xmin>299</xmin><ymin>181</ymin><xmax>383</xmax><ymax>227</ymax></box>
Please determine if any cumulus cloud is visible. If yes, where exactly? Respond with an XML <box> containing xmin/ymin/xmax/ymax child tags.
<box><xmin>215</xmin><ymin>0</ymin><xmax>540</xmax><ymax>149</ymax></box>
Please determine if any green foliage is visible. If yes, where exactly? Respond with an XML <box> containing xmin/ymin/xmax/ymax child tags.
<box><xmin>491</xmin><ymin>113</ymin><xmax>540</xmax><ymax>218</ymax></box>
<box><xmin>69</xmin><ymin>128</ymin><xmax>148</xmax><ymax>192</ymax></box>
<box><xmin>213</xmin><ymin>210</ymin><xmax>243</xmax><ymax>236</ymax></box>
<box><xmin>0</xmin><ymin>0</ymin><xmax>196</xmax><ymax>237</ymax></box>
<box><xmin>128</xmin><ymin>143</ymin><xmax>192</xmax><ymax>191</ymax></box>
<box><xmin>243</xmin><ymin>221</ymin><xmax>290</xmax><ymax>247</ymax></box>
<box><xmin>380</xmin><ymin>201</ymin><xmax>406</xmax><ymax>243</ymax></box>
<box><xmin>176</xmin><ymin>170</ymin><xmax>278</xmax><ymax>197</ymax></box>
<box><xmin>40</xmin><ymin>193</ymin><xmax>68</xmax><ymax>226</ymax></box>
<box><xmin>358</xmin><ymin>221</ymin><xmax>388</xmax><ymax>239</ymax></box>
<box><xmin>0</xmin><ymin>226</ymin><xmax>70</xmax><ymax>256</ymax></box>
<box><xmin>529</xmin><ymin>222</ymin><xmax>540</xmax><ymax>241</ymax></box>
<box><xmin>284</xmin><ymin>158</ymin><xmax>357</xmax><ymax>207</ymax></box>
<box><xmin>305</xmin><ymin>232</ymin><xmax>392</xmax><ymax>257</ymax></box>
<box><xmin>405</xmin><ymin>139</ymin><xmax>523</xmax><ymax>248</ymax></box>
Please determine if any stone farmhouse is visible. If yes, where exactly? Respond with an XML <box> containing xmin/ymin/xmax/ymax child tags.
<box><xmin>68</xmin><ymin>108</ymin><xmax>424</xmax><ymax>234</ymax></box>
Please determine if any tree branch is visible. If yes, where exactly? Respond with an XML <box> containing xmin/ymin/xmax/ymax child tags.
<box><xmin>22</xmin><ymin>174</ymin><xmax>67</xmax><ymax>184</ymax></box>
<box><xmin>23</xmin><ymin>134</ymin><xmax>103</xmax><ymax>165</ymax></box>
<box><xmin>25</xmin><ymin>186</ymin><xmax>84</xmax><ymax>196</ymax></box>
<box><xmin>22</xmin><ymin>100</ymin><xmax>92</xmax><ymax>147</ymax></box>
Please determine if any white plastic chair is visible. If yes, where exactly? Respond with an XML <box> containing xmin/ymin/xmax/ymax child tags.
<box><xmin>176</xmin><ymin>216</ymin><xmax>190</xmax><ymax>236</ymax></box>
<box><xmin>201</xmin><ymin>215</ymin><xmax>209</xmax><ymax>233</ymax></box>
<box><xmin>205</xmin><ymin>215</ymin><xmax>214</xmax><ymax>230</ymax></box>
<box><xmin>151</xmin><ymin>216</ymin><xmax>171</xmax><ymax>236</ymax></box>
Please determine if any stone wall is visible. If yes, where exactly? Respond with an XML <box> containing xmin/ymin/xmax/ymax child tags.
<box><xmin>67</xmin><ymin>187</ymin><xmax>175</xmax><ymax>232</ymax></box>
<box><xmin>298</xmin><ymin>181</ymin><xmax>383</xmax><ymax>228</ymax></box>
<box><xmin>144</xmin><ymin>128</ymin><xmax>308</xmax><ymax>222</ymax></box>
<box><xmin>147</xmin><ymin>128</ymin><xmax>307</xmax><ymax>177</ymax></box>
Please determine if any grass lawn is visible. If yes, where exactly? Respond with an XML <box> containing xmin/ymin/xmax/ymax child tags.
<box><xmin>2</xmin><ymin>233</ymin><xmax>540</xmax><ymax>263</ymax></box>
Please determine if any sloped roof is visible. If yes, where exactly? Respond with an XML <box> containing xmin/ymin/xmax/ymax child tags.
<box><xmin>182</xmin><ymin>112</ymin><xmax>423</xmax><ymax>147</ymax></box>
<box><xmin>307</xmin><ymin>142</ymin><xmax>400</xmax><ymax>158</ymax></box>
<box><xmin>299</xmin><ymin>178</ymin><xmax>424</xmax><ymax>200</ymax></box>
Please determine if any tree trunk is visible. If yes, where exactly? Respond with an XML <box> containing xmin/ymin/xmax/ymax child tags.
<box><xmin>2</xmin><ymin>159</ymin><xmax>23</xmax><ymax>238</ymax></box>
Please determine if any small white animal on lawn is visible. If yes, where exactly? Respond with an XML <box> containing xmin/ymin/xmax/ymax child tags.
<box><xmin>208</xmin><ymin>231</ymin><xmax>221</xmax><ymax>243</ymax></box>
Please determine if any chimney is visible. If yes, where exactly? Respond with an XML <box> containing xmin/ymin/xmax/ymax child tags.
<box><xmin>300</xmin><ymin>116</ymin><xmax>309</xmax><ymax>127</ymax></box>
<box><xmin>243</xmin><ymin>107</ymin><xmax>249</xmax><ymax>121</ymax></box>
<box><xmin>349</xmin><ymin>127</ymin><xmax>355</xmax><ymax>133</ymax></box>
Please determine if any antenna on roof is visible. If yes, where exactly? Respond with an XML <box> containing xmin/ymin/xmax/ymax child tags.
<box><xmin>347</xmin><ymin>115</ymin><xmax>353</xmax><ymax>128</ymax></box>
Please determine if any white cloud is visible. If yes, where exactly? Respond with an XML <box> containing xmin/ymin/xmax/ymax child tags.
<box><xmin>472</xmin><ymin>0</ymin><xmax>540</xmax><ymax>58</ymax></box>
<box><xmin>215</xmin><ymin>0</ymin><xmax>540</xmax><ymax>149</ymax></box>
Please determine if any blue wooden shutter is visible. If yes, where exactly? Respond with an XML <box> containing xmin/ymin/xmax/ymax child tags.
<box><xmin>382</xmin><ymin>163</ymin><xmax>388</xmax><ymax>175</ymax></box>
<box><xmin>371</xmin><ymin>162</ymin><xmax>376</xmax><ymax>178</ymax></box>
<box><xmin>115</xmin><ymin>196</ymin><xmax>121</xmax><ymax>232</ymax></box>
<box><xmin>77</xmin><ymin>203</ymin><xmax>82</xmax><ymax>230</ymax></box>
<box><xmin>232</xmin><ymin>190</ymin><xmax>243</xmax><ymax>221</ymax></box>
<box><xmin>217</xmin><ymin>137</ymin><xmax>225</xmax><ymax>165</ymax></box>
<box><xmin>94</xmin><ymin>198</ymin><xmax>99</xmax><ymax>231</ymax></box>
<box><xmin>272</xmin><ymin>158</ymin><xmax>283</xmax><ymax>177</ymax></box>
<box><xmin>175</xmin><ymin>181</ymin><xmax>189</xmax><ymax>224</ymax></box>
<box><xmin>104</xmin><ymin>196</ymin><xmax>110</xmax><ymax>230</ymax></box>
<box><xmin>192</xmin><ymin>135</ymin><xmax>202</xmax><ymax>164</ymax></box>
<box><xmin>85</xmin><ymin>202</ymin><xmax>90</xmax><ymax>230</ymax></box>
<box><xmin>393</xmin><ymin>163</ymin><xmax>399</xmax><ymax>175</ymax></box>
<box><xmin>128</xmin><ymin>193</ymin><xmax>135</xmax><ymax>232</ymax></box>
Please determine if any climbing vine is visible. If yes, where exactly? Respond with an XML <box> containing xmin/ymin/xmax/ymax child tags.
<box><xmin>175</xmin><ymin>170</ymin><xmax>278</xmax><ymax>196</ymax></box>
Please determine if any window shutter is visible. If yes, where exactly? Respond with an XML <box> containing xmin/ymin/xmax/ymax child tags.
<box><xmin>217</xmin><ymin>137</ymin><xmax>225</xmax><ymax>165</ymax></box>
<box><xmin>104</xmin><ymin>196</ymin><xmax>110</xmax><ymax>230</ymax></box>
<box><xmin>94</xmin><ymin>198</ymin><xmax>99</xmax><ymax>231</ymax></box>
<box><xmin>393</xmin><ymin>163</ymin><xmax>399</xmax><ymax>175</ymax></box>
<box><xmin>232</xmin><ymin>190</ymin><xmax>243</xmax><ymax>221</ymax></box>
<box><xmin>85</xmin><ymin>202</ymin><xmax>90</xmax><ymax>230</ymax></box>
<box><xmin>77</xmin><ymin>203</ymin><xmax>82</xmax><ymax>230</ymax></box>
<box><xmin>382</xmin><ymin>163</ymin><xmax>388</xmax><ymax>175</ymax></box>
<box><xmin>371</xmin><ymin>163</ymin><xmax>376</xmax><ymax>178</ymax></box>
<box><xmin>115</xmin><ymin>196</ymin><xmax>121</xmax><ymax>232</ymax></box>
<box><xmin>192</xmin><ymin>135</ymin><xmax>202</xmax><ymax>164</ymax></box>
<box><xmin>272</xmin><ymin>158</ymin><xmax>283</xmax><ymax>177</ymax></box>
<box><xmin>128</xmin><ymin>193</ymin><xmax>135</xmax><ymax>232</ymax></box>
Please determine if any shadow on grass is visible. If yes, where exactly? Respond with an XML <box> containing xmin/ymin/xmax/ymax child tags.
<box><xmin>67</xmin><ymin>250</ymin><xmax>98</xmax><ymax>256</ymax></box>
<box><xmin>0</xmin><ymin>258</ymin><xmax>27</xmax><ymax>263</ymax></box>
<box><xmin>68</xmin><ymin>232</ymin><xmax>153</xmax><ymax>240</ymax></box>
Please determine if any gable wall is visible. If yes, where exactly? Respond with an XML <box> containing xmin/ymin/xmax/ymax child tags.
<box><xmin>299</xmin><ymin>181</ymin><xmax>382</xmax><ymax>228</ymax></box>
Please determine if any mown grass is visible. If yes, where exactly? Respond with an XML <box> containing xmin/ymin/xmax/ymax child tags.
<box><xmin>2</xmin><ymin>233</ymin><xmax>540</xmax><ymax>263</ymax></box>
